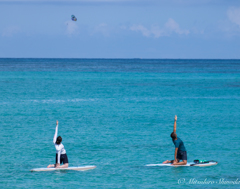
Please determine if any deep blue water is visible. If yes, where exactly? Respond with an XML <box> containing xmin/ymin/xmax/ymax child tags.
<box><xmin>0</xmin><ymin>59</ymin><xmax>240</xmax><ymax>188</ymax></box>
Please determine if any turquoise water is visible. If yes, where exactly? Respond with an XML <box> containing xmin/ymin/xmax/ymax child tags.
<box><xmin>0</xmin><ymin>59</ymin><xmax>240</xmax><ymax>188</ymax></box>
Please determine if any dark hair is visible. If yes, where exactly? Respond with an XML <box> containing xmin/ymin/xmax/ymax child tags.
<box><xmin>170</xmin><ymin>132</ymin><xmax>177</xmax><ymax>140</ymax></box>
<box><xmin>56</xmin><ymin>136</ymin><xmax>62</xmax><ymax>144</ymax></box>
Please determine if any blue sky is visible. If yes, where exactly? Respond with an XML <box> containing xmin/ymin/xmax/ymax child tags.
<box><xmin>0</xmin><ymin>0</ymin><xmax>240</xmax><ymax>58</ymax></box>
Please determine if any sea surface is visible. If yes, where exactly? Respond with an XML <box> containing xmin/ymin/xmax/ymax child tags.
<box><xmin>0</xmin><ymin>59</ymin><xmax>240</xmax><ymax>188</ymax></box>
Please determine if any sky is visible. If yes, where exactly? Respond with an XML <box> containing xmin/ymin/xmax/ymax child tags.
<box><xmin>0</xmin><ymin>0</ymin><xmax>240</xmax><ymax>59</ymax></box>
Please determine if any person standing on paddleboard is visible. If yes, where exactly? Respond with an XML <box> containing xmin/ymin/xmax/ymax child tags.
<box><xmin>47</xmin><ymin>121</ymin><xmax>69</xmax><ymax>168</ymax></box>
<box><xmin>163</xmin><ymin>115</ymin><xmax>187</xmax><ymax>165</ymax></box>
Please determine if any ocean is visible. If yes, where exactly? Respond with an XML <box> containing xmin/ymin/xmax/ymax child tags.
<box><xmin>0</xmin><ymin>59</ymin><xmax>240</xmax><ymax>188</ymax></box>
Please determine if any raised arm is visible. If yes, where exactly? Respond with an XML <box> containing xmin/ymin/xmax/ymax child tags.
<box><xmin>173</xmin><ymin>115</ymin><xmax>177</xmax><ymax>133</ymax></box>
<box><xmin>53</xmin><ymin>120</ymin><xmax>59</xmax><ymax>144</ymax></box>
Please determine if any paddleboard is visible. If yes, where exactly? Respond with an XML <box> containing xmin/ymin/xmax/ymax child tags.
<box><xmin>30</xmin><ymin>165</ymin><xmax>96</xmax><ymax>172</ymax></box>
<box><xmin>146</xmin><ymin>161</ymin><xmax>217</xmax><ymax>167</ymax></box>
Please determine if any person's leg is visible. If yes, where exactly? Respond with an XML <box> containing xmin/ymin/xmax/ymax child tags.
<box><xmin>163</xmin><ymin>160</ymin><xmax>174</xmax><ymax>164</ymax></box>
<box><xmin>56</xmin><ymin>163</ymin><xmax>69</xmax><ymax>168</ymax></box>
<box><xmin>173</xmin><ymin>160</ymin><xmax>187</xmax><ymax>165</ymax></box>
<box><xmin>47</xmin><ymin>163</ymin><xmax>60</xmax><ymax>168</ymax></box>
<box><xmin>173</xmin><ymin>159</ymin><xmax>179</xmax><ymax>163</ymax></box>
<box><xmin>173</xmin><ymin>151</ymin><xmax>187</xmax><ymax>165</ymax></box>
<box><xmin>56</xmin><ymin>154</ymin><xmax>69</xmax><ymax>168</ymax></box>
<box><xmin>47</xmin><ymin>164</ymin><xmax>55</xmax><ymax>168</ymax></box>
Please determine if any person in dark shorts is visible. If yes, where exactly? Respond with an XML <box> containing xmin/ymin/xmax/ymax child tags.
<box><xmin>163</xmin><ymin>115</ymin><xmax>187</xmax><ymax>165</ymax></box>
<box><xmin>47</xmin><ymin>120</ymin><xmax>69</xmax><ymax>168</ymax></box>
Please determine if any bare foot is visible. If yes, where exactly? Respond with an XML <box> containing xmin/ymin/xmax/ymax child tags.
<box><xmin>162</xmin><ymin>160</ymin><xmax>169</xmax><ymax>164</ymax></box>
<box><xmin>47</xmin><ymin>164</ymin><xmax>54</xmax><ymax>168</ymax></box>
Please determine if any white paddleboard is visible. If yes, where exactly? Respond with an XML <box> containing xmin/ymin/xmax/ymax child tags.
<box><xmin>30</xmin><ymin>165</ymin><xmax>96</xmax><ymax>172</ymax></box>
<box><xmin>146</xmin><ymin>161</ymin><xmax>217</xmax><ymax>167</ymax></box>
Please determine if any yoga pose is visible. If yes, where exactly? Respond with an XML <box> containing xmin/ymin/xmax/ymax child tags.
<box><xmin>47</xmin><ymin>121</ymin><xmax>69</xmax><ymax>168</ymax></box>
<box><xmin>163</xmin><ymin>115</ymin><xmax>187</xmax><ymax>165</ymax></box>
